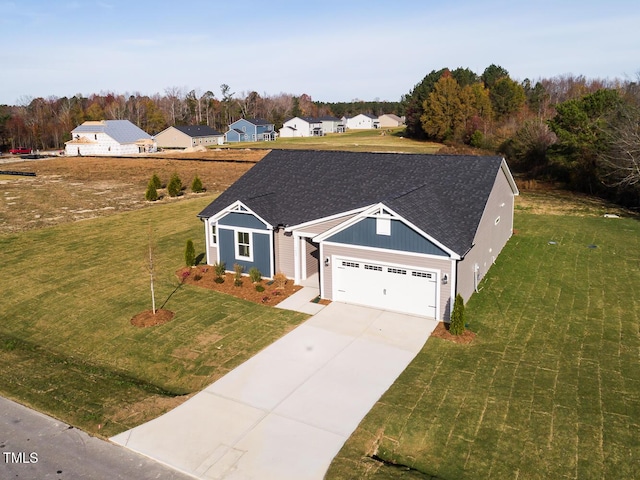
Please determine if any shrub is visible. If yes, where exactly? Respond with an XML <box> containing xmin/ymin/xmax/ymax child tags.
<box><xmin>214</xmin><ymin>277</ymin><xmax>225</xmax><ymax>284</ymax></box>
<box><xmin>185</xmin><ymin>239</ymin><xmax>195</xmax><ymax>267</ymax></box>
<box><xmin>233</xmin><ymin>263</ymin><xmax>244</xmax><ymax>280</ymax></box>
<box><xmin>191</xmin><ymin>175</ymin><xmax>203</xmax><ymax>193</ymax></box>
<box><xmin>151</xmin><ymin>173</ymin><xmax>162</xmax><ymax>189</ymax></box>
<box><xmin>193</xmin><ymin>273</ymin><xmax>202</xmax><ymax>281</ymax></box>
<box><xmin>167</xmin><ymin>173</ymin><xmax>182</xmax><ymax>197</ymax></box>
<box><xmin>233</xmin><ymin>263</ymin><xmax>244</xmax><ymax>285</ymax></box>
<box><xmin>449</xmin><ymin>293</ymin><xmax>466</xmax><ymax>335</ymax></box>
<box><xmin>145</xmin><ymin>179</ymin><xmax>158</xmax><ymax>201</ymax></box>
<box><xmin>213</xmin><ymin>262</ymin><xmax>226</xmax><ymax>280</ymax></box>
<box><xmin>255</xmin><ymin>284</ymin><xmax>265</xmax><ymax>292</ymax></box>
<box><xmin>273</xmin><ymin>272</ymin><xmax>287</xmax><ymax>289</ymax></box>
<box><xmin>249</xmin><ymin>267</ymin><xmax>262</xmax><ymax>283</ymax></box>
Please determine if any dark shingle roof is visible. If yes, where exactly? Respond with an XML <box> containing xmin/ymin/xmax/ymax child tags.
<box><xmin>198</xmin><ymin>150</ymin><xmax>510</xmax><ymax>256</ymax></box>
<box><xmin>173</xmin><ymin>125</ymin><xmax>222</xmax><ymax>137</ymax></box>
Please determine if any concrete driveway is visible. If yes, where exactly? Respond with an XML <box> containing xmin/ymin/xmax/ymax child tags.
<box><xmin>112</xmin><ymin>302</ymin><xmax>438</xmax><ymax>480</ymax></box>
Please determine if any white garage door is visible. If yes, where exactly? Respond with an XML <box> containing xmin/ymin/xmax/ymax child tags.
<box><xmin>333</xmin><ymin>258</ymin><xmax>437</xmax><ymax>318</ymax></box>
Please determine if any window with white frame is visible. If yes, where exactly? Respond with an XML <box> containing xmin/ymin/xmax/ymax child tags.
<box><xmin>236</xmin><ymin>231</ymin><xmax>252</xmax><ymax>259</ymax></box>
<box><xmin>211</xmin><ymin>224</ymin><xmax>217</xmax><ymax>245</ymax></box>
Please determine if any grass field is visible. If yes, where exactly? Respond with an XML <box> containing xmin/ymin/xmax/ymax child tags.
<box><xmin>327</xmin><ymin>209</ymin><xmax>640</xmax><ymax>479</ymax></box>
<box><xmin>0</xmin><ymin>196</ymin><xmax>307</xmax><ymax>437</ymax></box>
<box><xmin>226</xmin><ymin>128</ymin><xmax>443</xmax><ymax>154</ymax></box>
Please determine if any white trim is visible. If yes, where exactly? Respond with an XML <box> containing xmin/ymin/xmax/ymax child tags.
<box><xmin>321</xmin><ymin>241</ymin><xmax>452</xmax><ymax>262</ymax></box>
<box><xmin>235</xmin><ymin>230</ymin><xmax>254</xmax><ymax>262</ymax></box>
<box><xmin>313</xmin><ymin>202</ymin><xmax>460</xmax><ymax>260</ymax></box>
<box><xmin>319</xmin><ymin>242</ymin><xmax>325</xmax><ymax>298</ymax></box>
<box><xmin>206</xmin><ymin>200</ymin><xmax>273</xmax><ymax>229</ymax></box>
<box><xmin>217</xmin><ymin>225</ymin><xmax>268</xmax><ymax>236</ymax></box>
<box><xmin>450</xmin><ymin>258</ymin><xmax>457</xmax><ymax>317</ymax></box>
<box><xmin>500</xmin><ymin>158</ymin><xmax>520</xmax><ymax>196</ymax></box>
<box><xmin>293</xmin><ymin>233</ymin><xmax>300</xmax><ymax>284</ymax></box>
<box><xmin>285</xmin><ymin>205</ymin><xmax>371</xmax><ymax>232</ymax></box>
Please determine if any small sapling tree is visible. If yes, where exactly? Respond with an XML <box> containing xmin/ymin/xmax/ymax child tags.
<box><xmin>185</xmin><ymin>239</ymin><xmax>195</xmax><ymax>267</ymax></box>
<box><xmin>449</xmin><ymin>293</ymin><xmax>466</xmax><ymax>335</ymax></box>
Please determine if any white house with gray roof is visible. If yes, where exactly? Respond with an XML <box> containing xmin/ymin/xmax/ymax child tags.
<box><xmin>64</xmin><ymin>120</ymin><xmax>156</xmax><ymax>156</ymax></box>
<box><xmin>197</xmin><ymin>150</ymin><xmax>519</xmax><ymax>321</ymax></box>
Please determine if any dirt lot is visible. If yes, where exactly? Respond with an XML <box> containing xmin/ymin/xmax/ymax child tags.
<box><xmin>0</xmin><ymin>149</ymin><xmax>269</xmax><ymax>234</ymax></box>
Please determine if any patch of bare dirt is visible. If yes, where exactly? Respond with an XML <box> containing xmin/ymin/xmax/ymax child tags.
<box><xmin>177</xmin><ymin>266</ymin><xmax>302</xmax><ymax>305</ymax></box>
<box><xmin>0</xmin><ymin>150</ymin><xmax>268</xmax><ymax>234</ymax></box>
<box><xmin>130</xmin><ymin>309</ymin><xmax>175</xmax><ymax>327</ymax></box>
<box><xmin>430</xmin><ymin>322</ymin><xmax>476</xmax><ymax>344</ymax></box>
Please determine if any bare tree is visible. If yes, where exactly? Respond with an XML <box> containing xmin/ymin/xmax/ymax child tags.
<box><xmin>147</xmin><ymin>227</ymin><xmax>157</xmax><ymax>314</ymax></box>
<box><xmin>599</xmin><ymin>106</ymin><xmax>640</xmax><ymax>187</ymax></box>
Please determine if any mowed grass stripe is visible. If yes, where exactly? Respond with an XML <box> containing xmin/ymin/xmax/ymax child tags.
<box><xmin>0</xmin><ymin>196</ymin><xmax>307</xmax><ymax>437</ymax></box>
<box><xmin>327</xmin><ymin>212</ymin><xmax>640</xmax><ymax>479</ymax></box>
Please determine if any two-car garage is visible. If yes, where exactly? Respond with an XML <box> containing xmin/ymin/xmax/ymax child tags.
<box><xmin>332</xmin><ymin>257</ymin><xmax>439</xmax><ymax>318</ymax></box>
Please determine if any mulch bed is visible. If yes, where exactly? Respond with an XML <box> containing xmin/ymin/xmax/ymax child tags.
<box><xmin>176</xmin><ymin>266</ymin><xmax>302</xmax><ymax>305</ymax></box>
<box><xmin>130</xmin><ymin>309</ymin><xmax>175</xmax><ymax>327</ymax></box>
<box><xmin>430</xmin><ymin>322</ymin><xmax>476</xmax><ymax>344</ymax></box>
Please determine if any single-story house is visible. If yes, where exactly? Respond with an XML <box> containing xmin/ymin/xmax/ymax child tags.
<box><xmin>64</xmin><ymin>120</ymin><xmax>156</xmax><ymax>156</ymax></box>
<box><xmin>224</xmin><ymin>118</ymin><xmax>276</xmax><ymax>143</ymax></box>
<box><xmin>378</xmin><ymin>113</ymin><xmax>405</xmax><ymax>128</ymax></box>
<box><xmin>343</xmin><ymin>113</ymin><xmax>380</xmax><ymax>130</ymax></box>
<box><xmin>279</xmin><ymin>117</ymin><xmax>324</xmax><ymax>138</ymax></box>
<box><xmin>155</xmin><ymin>125</ymin><xmax>224</xmax><ymax>149</ymax></box>
<box><xmin>197</xmin><ymin>150</ymin><xmax>519</xmax><ymax>321</ymax></box>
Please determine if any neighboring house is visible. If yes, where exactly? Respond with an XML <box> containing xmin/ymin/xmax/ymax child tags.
<box><xmin>317</xmin><ymin>115</ymin><xmax>346</xmax><ymax>134</ymax></box>
<box><xmin>378</xmin><ymin>113</ymin><xmax>405</xmax><ymax>128</ymax></box>
<box><xmin>64</xmin><ymin>120</ymin><xmax>156</xmax><ymax>156</ymax></box>
<box><xmin>279</xmin><ymin>117</ymin><xmax>324</xmax><ymax>138</ymax></box>
<box><xmin>224</xmin><ymin>118</ymin><xmax>276</xmax><ymax>143</ymax></box>
<box><xmin>155</xmin><ymin>125</ymin><xmax>224</xmax><ymax>149</ymax></box>
<box><xmin>197</xmin><ymin>150</ymin><xmax>519</xmax><ymax>321</ymax></box>
<box><xmin>343</xmin><ymin>113</ymin><xmax>380</xmax><ymax>130</ymax></box>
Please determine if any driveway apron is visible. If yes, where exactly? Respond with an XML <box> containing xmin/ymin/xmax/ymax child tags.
<box><xmin>111</xmin><ymin>302</ymin><xmax>438</xmax><ymax>479</ymax></box>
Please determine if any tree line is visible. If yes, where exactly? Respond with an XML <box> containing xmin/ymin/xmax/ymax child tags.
<box><xmin>402</xmin><ymin>65</ymin><xmax>640</xmax><ymax>209</ymax></box>
<box><xmin>0</xmin><ymin>86</ymin><xmax>400</xmax><ymax>152</ymax></box>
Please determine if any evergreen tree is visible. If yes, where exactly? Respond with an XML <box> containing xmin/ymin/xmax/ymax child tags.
<box><xmin>151</xmin><ymin>173</ymin><xmax>162</xmax><ymax>189</ymax></box>
<box><xmin>145</xmin><ymin>179</ymin><xmax>158</xmax><ymax>201</ymax></box>
<box><xmin>167</xmin><ymin>173</ymin><xmax>182</xmax><ymax>197</ymax></box>
<box><xmin>191</xmin><ymin>175</ymin><xmax>203</xmax><ymax>193</ymax></box>
<box><xmin>449</xmin><ymin>294</ymin><xmax>466</xmax><ymax>335</ymax></box>
<box><xmin>185</xmin><ymin>239</ymin><xmax>195</xmax><ymax>267</ymax></box>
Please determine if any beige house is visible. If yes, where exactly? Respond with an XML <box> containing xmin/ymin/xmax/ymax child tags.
<box><xmin>155</xmin><ymin>125</ymin><xmax>224</xmax><ymax>149</ymax></box>
<box><xmin>378</xmin><ymin>114</ymin><xmax>405</xmax><ymax>128</ymax></box>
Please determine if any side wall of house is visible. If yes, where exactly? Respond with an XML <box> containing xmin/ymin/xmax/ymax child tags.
<box><xmin>457</xmin><ymin>167</ymin><xmax>516</xmax><ymax>302</ymax></box>
<box><xmin>155</xmin><ymin>129</ymin><xmax>190</xmax><ymax>148</ymax></box>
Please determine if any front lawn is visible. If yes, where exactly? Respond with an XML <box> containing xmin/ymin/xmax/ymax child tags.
<box><xmin>0</xmin><ymin>196</ymin><xmax>307</xmax><ymax>437</ymax></box>
<box><xmin>327</xmin><ymin>203</ymin><xmax>640</xmax><ymax>479</ymax></box>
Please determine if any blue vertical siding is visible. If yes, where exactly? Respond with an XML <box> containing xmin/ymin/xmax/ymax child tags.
<box><xmin>219</xmin><ymin>228</ymin><xmax>271</xmax><ymax>277</ymax></box>
<box><xmin>326</xmin><ymin>217</ymin><xmax>449</xmax><ymax>256</ymax></box>
<box><xmin>218</xmin><ymin>212</ymin><xmax>269</xmax><ymax>230</ymax></box>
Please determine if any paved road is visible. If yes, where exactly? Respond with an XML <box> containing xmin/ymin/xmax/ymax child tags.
<box><xmin>0</xmin><ymin>396</ymin><xmax>194</xmax><ymax>480</ymax></box>
<box><xmin>113</xmin><ymin>303</ymin><xmax>438</xmax><ymax>480</ymax></box>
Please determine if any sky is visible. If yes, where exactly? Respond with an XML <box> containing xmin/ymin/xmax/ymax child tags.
<box><xmin>1</xmin><ymin>0</ymin><xmax>639</xmax><ymax>105</ymax></box>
